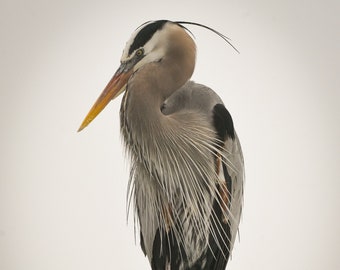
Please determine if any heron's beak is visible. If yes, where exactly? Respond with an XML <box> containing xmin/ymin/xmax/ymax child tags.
<box><xmin>78</xmin><ymin>66</ymin><xmax>133</xmax><ymax>132</ymax></box>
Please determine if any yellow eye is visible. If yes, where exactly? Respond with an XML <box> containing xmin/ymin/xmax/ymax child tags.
<box><xmin>136</xmin><ymin>49</ymin><xmax>144</xmax><ymax>57</ymax></box>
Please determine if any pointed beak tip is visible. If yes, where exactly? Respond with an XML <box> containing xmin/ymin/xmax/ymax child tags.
<box><xmin>77</xmin><ymin>126</ymin><xmax>84</xmax><ymax>133</ymax></box>
<box><xmin>77</xmin><ymin>119</ymin><xmax>91</xmax><ymax>133</ymax></box>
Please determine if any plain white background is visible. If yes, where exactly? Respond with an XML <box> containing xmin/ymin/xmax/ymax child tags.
<box><xmin>1</xmin><ymin>0</ymin><xmax>339</xmax><ymax>269</ymax></box>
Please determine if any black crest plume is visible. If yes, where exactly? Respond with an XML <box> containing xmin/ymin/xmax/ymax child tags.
<box><xmin>175</xmin><ymin>21</ymin><xmax>239</xmax><ymax>53</ymax></box>
<box><xmin>132</xmin><ymin>20</ymin><xmax>239</xmax><ymax>54</ymax></box>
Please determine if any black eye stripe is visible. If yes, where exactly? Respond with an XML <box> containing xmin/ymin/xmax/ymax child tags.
<box><xmin>128</xmin><ymin>20</ymin><xmax>168</xmax><ymax>55</ymax></box>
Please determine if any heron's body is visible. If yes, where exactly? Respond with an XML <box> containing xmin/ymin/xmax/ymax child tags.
<box><xmin>79</xmin><ymin>20</ymin><xmax>244</xmax><ymax>270</ymax></box>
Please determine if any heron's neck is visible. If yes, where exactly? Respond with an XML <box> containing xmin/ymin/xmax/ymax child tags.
<box><xmin>125</xmin><ymin>58</ymin><xmax>191</xmax><ymax>119</ymax></box>
<box><xmin>121</xmin><ymin>63</ymin><xmax>174</xmax><ymax>134</ymax></box>
<box><xmin>121</xmin><ymin>33</ymin><xmax>196</xmax><ymax>144</ymax></box>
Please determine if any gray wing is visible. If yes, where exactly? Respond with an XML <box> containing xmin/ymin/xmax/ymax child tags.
<box><xmin>161</xmin><ymin>80</ymin><xmax>223</xmax><ymax>116</ymax></box>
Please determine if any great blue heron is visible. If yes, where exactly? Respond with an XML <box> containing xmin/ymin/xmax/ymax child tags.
<box><xmin>78</xmin><ymin>20</ymin><xmax>244</xmax><ymax>270</ymax></box>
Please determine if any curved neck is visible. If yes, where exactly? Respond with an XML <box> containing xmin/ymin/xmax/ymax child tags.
<box><xmin>121</xmin><ymin>27</ymin><xmax>196</xmax><ymax>143</ymax></box>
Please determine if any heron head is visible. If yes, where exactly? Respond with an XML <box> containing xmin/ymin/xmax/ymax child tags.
<box><xmin>78</xmin><ymin>20</ymin><xmax>195</xmax><ymax>132</ymax></box>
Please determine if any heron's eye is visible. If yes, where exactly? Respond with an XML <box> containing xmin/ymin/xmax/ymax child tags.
<box><xmin>136</xmin><ymin>48</ymin><xmax>144</xmax><ymax>57</ymax></box>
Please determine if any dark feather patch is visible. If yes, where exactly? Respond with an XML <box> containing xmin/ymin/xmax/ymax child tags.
<box><xmin>213</xmin><ymin>104</ymin><xmax>235</xmax><ymax>141</ymax></box>
<box><xmin>151</xmin><ymin>228</ymin><xmax>185</xmax><ymax>270</ymax></box>
<box><xmin>129</xmin><ymin>20</ymin><xmax>168</xmax><ymax>55</ymax></box>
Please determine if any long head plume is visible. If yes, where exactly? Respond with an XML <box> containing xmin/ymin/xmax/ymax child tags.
<box><xmin>175</xmin><ymin>21</ymin><xmax>240</xmax><ymax>54</ymax></box>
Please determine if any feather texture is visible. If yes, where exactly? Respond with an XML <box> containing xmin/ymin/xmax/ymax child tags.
<box><xmin>122</xmin><ymin>81</ymin><xmax>244</xmax><ymax>269</ymax></box>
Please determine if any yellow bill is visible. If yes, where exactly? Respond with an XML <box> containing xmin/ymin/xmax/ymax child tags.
<box><xmin>78</xmin><ymin>69</ymin><xmax>133</xmax><ymax>132</ymax></box>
